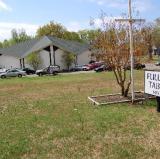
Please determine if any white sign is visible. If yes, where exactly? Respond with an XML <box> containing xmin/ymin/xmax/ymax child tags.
<box><xmin>145</xmin><ymin>70</ymin><xmax>160</xmax><ymax>97</ymax></box>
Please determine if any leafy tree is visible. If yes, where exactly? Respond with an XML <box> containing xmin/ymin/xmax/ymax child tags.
<box><xmin>37</xmin><ymin>21</ymin><xmax>67</xmax><ymax>38</ymax></box>
<box><xmin>1</xmin><ymin>29</ymin><xmax>31</xmax><ymax>48</ymax></box>
<box><xmin>63</xmin><ymin>31</ymin><xmax>82</xmax><ymax>42</ymax></box>
<box><xmin>62</xmin><ymin>52</ymin><xmax>75</xmax><ymax>71</ymax></box>
<box><xmin>26</xmin><ymin>52</ymin><xmax>42</xmax><ymax>70</ymax></box>
<box><xmin>91</xmin><ymin>15</ymin><xmax>147</xmax><ymax>97</ymax></box>
<box><xmin>10</xmin><ymin>29</ymin><xmax>31</xmax><ymax>45</ymax></box>
<box><xmin>0</xmin><ymin>42</ymin><xmax>3</xmax><ymax>48</ymax></box>
<box><xmin>2</xmin><ymin>40</ymin><xmax>10</xmax><ymax>48</ymax></box>
<box><xmin>37</xmin><ymin>21</ymin><xmax>82</xmax><ymax>42</ymax></box>
<box><xmin>153</xmin><ymin>18</ymin><xmax>160</xmax><ymax>48</ymax></box>
<box><xmin>78</xmin><ymin>29</ymin><xmax>101</xmax><ymax>43</ymax></box>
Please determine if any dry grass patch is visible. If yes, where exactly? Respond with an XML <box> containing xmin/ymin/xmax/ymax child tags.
<box><xmin>0</xmin><ymin>71</ymin><xmax>159</xmax><ymax>159</ymax></box>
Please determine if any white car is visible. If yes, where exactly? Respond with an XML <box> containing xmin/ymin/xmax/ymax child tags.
<box><xmin>0</xmin><ymin>68</ymin><xmax>7</xmax><ymax>74</ymax></box>
<box><xmin>36</xmin><ymin>65</ymin><xmax>60</xmax><ymax>76</ymax></box>
<box><xmin>0</xmin><ymin>69</ymin><xmax>26</xmax><ymax>79</ymax></box>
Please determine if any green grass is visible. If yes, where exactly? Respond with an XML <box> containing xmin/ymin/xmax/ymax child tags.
<box><xmin>0</xmin><ymin>71</ymin><xmax>160</xmax><ymax>159</ymax></box>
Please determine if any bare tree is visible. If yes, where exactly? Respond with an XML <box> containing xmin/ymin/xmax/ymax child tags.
<box><xmin>91</xmin><ymin>15</ymin><xmax>146</xmax><ymax>97</ymax></box>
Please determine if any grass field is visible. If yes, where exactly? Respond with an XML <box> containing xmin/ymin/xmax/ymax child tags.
<box><xmin>0</xmin><ymin>71</ymin><xmax>159</xmax><ymax>159</ymax></box>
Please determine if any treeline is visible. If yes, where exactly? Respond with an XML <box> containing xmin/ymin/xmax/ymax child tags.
<box><xmin>0</xmin><ymin>21</ymin><xmax>101</xmax><ymax>48</ymax></box>
<box><xmin>0</xmin><ymin>29</ymin><xmax>32</xmax><ymax>48</ymax></box>
<box><xmin>0</xmin><ymin>18</ymin><xmax>160</xmax><ymax>50</ymax></box>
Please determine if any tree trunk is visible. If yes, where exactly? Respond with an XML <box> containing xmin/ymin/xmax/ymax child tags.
<box><xmin>124</xmin><ymin>87</ymin><xmax>130</xmax><ymax>97</ymax></box>
<box><xmin>121</xmin><ymin>85</ymin><xmax>125</xmax><ymax>96</ymax></box>
<box><xmin>67</xmin><ymin>65</ymin><xmax>70</xmax><ymax>71</ymax></box>
<box><xmin>148</xmin><ymin>46</ymin><xmax>153</xmax><ymax>60</ymax></box>
<box><xmin>113</xmin><ymin>69</ymin><xmax>131</xmax><ymax>97</ymax></box>
<box><xmin>120</xmin><ymin>82</ymin><xmax>131</xmax><ymax>97</ymax></box>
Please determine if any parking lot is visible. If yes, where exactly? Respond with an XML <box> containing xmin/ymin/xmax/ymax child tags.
<box><xmin>0</xmin><ymin>61</ymin><xmax>153</xmax><ymax>79</ymax></box>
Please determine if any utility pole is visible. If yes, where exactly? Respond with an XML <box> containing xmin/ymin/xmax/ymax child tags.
<box><xmin>115</xmin><ymin>0</ymin><xmax>145</xmax><ymax>103</ymax></box>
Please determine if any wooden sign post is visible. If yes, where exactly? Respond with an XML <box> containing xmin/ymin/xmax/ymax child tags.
<box><xmin>156</xmin><ymin>97</ymin><xmax>160</xmax><ymax>112</ymax></box>
<box><xmin>115</xmin><ymin>0</ymin><xmax>145</xmax><ymax>103</ymax></box>
<box><xmin>144</xmin><ymin>70</ymin><xmax>160</xmax><ymax>112</ymax></box>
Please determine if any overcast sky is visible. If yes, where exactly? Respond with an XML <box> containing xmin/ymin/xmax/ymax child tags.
<box><xmin>0</xmin><ymin>0</ymin><xmax>159</xmax><ymax>41</ymax></box>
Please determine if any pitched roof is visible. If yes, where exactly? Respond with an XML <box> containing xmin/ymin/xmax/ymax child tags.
<box><xmin>47</xmin><ymin>36</ymin><xmax>89</xmax><ymax>55</ymax></box>
<box><xmin>0</xmin><ymin>36</ymin><xmax>90</xmax><ymax>58</ymax></box>
<box><xmin>0</xmin><ymin>38</ymin><xmax>39</xmax><ymax>58</ymax></box>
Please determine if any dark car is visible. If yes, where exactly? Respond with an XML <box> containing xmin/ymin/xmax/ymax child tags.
<box><xmin>22</xmin><ymin>68</ymin><xmax>35</xmax><ymax>75</ymax></box>
<box><xmin>125</xmin><ymin>63</ymin><xmax>145</xmax><ymax>70</ymax></box>
<box><xmin>95</xmin><ymin>65</ymin><xmax>112</xmax><ymax>72</ymax></box>
<box><xmin>36</xmin><ymin>65</ymin><xmax>60</xmax><ymax>76</ymax></box>
<box><xmin>135</xmin><ymin>63</ymin><xmax>145</xmax><ymax>70</ymax></box>
<box><xmin>95</xmin><ymin>65</ymin><xmax>106</xmax><ymax>72</ymax></box>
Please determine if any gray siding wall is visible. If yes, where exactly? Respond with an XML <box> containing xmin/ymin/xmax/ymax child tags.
<box><xmin>39</xmin><ymin>49</ymin><xmax>66</xmax><ymax>70</ymax></box>
<box><xmin>0</xmin><ymin>55</ymin><xmax>20</xmax><ymax>69</ymax></box>
<box><xmin>77</xmin><ymin>51</ymin><xmax>92</xmax><ymax>65</ymax></box>
<box><xmin>0</xmin><ymin>50</ymin><xmax>92</xmax><ymax>70</ymax></box>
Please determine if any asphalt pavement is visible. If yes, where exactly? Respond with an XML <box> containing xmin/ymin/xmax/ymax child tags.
<box><xmin>145</xmin><ymin>63</ymin><xmax>160</xmax><ymax>70</ymax></box>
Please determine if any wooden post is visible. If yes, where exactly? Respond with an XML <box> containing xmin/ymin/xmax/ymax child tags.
<box><xmin>49</xmin><ymin>50</ymin><xmax>52</xmax><ymax>66</ymax></box>
<box><xmin>115</xmin><ymin>0</ymin><xmax>145</xmax><ymax>103</ymax></box>
<box><xmin>75</xmin><ymin>55</ymin><xmax>78</xmax><ymax>66</ymax></box>
<box><xmin>20</xmin><ymin>59</ymin><xmax>22</xmax><ymax>69</ymax></box>
<box><xmin>50</xmin><ymin>45</ymin><xmax>56</xmax><ymax>66</ymax></box>
<box><xmin>128</xmin><ymin>0</ymin><xmax>135</xmax><ymax>102</ymax></box>
<box><xmin>156</xmin><ymin>97</ymin><xmax>160</xmax><ymax>112</ymax></box>
<box><xmin>22</xmin><ymin>58</ymin><xmax>25</xmax><ymax>68</ymax></box>
<box><xmin>53</xmin><ymin>51</ymin><xmax>56</xmax><ymax>66</ymax></box>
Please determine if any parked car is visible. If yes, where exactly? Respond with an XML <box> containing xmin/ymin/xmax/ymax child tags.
<box><xmin>0</xmin><ymin>68</ymin><xmax>7</xmax><ymax>73</ymax></box>
<box><xmin>82</xmin><ymin>64</ymin><xmax>90</xmax><ymax>71</ymax></box>
<box><xmin>83</xmin><ymin>62</ymin><xmax>104</xmax><ymax>71</ymax></box>
<box><xmin>36</xmin><ymin>65</ymin><xmax>60</xmax><ymax>76</ymax></box>
<box><xmin>70</xmin><ymin>65</ymin><xmax>83</xmax><ymax>72</ymax></box>
<box><xmin>22</xmin><ymin>68</ymin><xmax>36</xmax><ymax>75</ymax></box>
<box><xmin>125</xmin><ymin>63</ymin><xmax>145</xmax><ymax>70</ymax></box>
<box><xmin>135</xmin><ymin>63</ymin><xmax>145</xmax><ymax>70</ymax></box>
<box><xmin>86</xmin><ymin>64</ymin><xmax>95</xmax><ymax>70</ymax></box>
<box><xmin>91</xmin><ymin>62</ymin><xmax>104</xmax><ymax>69</ymax></box>
<box><xmin>0</xmin><ymin>69</ymin><xmax>26</xmax><ymax>79</ymax></box>
<box><xmin>95</xmin><ymin>65</ymin><xmax>112</xmax><ymax>72</ymax></box>
<box><xmin>95</xmin><ymin>65</ymin><xmax>106</xmax><ymax>72</ymax></box>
